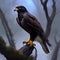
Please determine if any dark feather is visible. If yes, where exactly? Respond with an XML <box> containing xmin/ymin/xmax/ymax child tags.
<box><xmin>15</xmin><ymin>6</ymin><xmax>50</xmax><ymax>53</ymax></box>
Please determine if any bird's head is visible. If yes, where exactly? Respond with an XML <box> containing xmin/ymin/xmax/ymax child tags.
<box><xmin>14</xmin><ymin>6</ymin><xmax>27</xmax><ymax>13</ymax></box>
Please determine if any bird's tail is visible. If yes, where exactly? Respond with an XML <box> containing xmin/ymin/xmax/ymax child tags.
<box><xmin>39</xmin><ymin>35</ymin><xmax>51</xmax><ymax>53</ymax></box>
<box><xmin>40</xmin><ymin>40</ymin><xmax>49</xmax><ymax>54</ymax></box>
<box><xmin>46</xmin><ymin>39</ymin><xmax>51</xmax><ymax>46</ymax></box>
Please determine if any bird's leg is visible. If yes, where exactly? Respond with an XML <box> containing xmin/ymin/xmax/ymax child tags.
<box><xmin>23</xmin><ymin>38</ymin><xmax>35</xmax><ymax>46</ymax></box>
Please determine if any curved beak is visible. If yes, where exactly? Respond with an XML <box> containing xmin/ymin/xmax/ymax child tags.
<box><xmin>14</xmin><ymin>8</ymin><xmax>18</xmax><ymax>11</ymax></box>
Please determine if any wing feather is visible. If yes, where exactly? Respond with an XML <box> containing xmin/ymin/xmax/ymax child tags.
<box><xmin>23</xmin><ymin>13</ymin><xmax>44</xmax><ymax>33</ymax></box>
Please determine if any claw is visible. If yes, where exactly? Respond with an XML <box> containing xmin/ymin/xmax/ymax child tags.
<box><xmin>23</xmin><ymin>38</ymin><xmax>35</xmax><ymax>46</ymax></box>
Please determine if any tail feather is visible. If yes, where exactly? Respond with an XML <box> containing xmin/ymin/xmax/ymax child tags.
<box><xmin>39</xmin><ymin>35</ymin><xmax>50</xmax><ymax>53</ymax></box>
<box><xmin>40</xmin><ymin>40</ymin><xmax>49</xmax><ymax>54</ymax></box>
<box><xmin>46</xmin><ymin>40</ymin><xmax>51</xmax><ymax>46</ymax></box>
<box><xmin>39</xmin><ymin>34</ymin><xmax>51</xmax><ymax>46</ymax></box>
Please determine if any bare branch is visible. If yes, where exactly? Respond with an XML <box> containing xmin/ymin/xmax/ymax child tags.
<box><xmin>40</xmin><ymin>0</ymin><xmax>56</xmax><ymax>38</ymax></box>
<box><xmin>40</xmin><ymin>1</ymin><xmax>59</xmax><ymax>60</ymax></box>
<box><xmin>40</xmin><ymin>0</ymin><xmax>48</xmax><ymax>5</ymax></box>
<box><xmin>40</xmin><ymin>0</ymin><xmax>44</xmax><ymax>5</ymax></box>
<box><xmin>44</xmin><ymin>0</ymin><xmax>48</xmax><ymax>4</ymax></box>
<box><xmin>0</xmin><ymin>8</ymin><xmax>15</xmax><ymax>48</ymax></box>
<box><xmin>45</xmin><ymin>21</ymin><xmax>52</xmax><ymax>38</ymax></box>
<box><xmin>50</xmin><ymin>0</ymin><xmax>56</xmax><ymax>22</ymax></box>
<box><xmin>40</xmin><ymin>0</ymin><xmax>51</xmax><ymax>37</ymax></box>
<box><xmin>40</xmin><ymin>0</ymin><xmax>50</xmax><ymax>22</ymax></box>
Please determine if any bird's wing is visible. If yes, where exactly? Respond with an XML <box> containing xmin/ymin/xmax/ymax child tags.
<box><xmin>23</xmin><ymin>13</ymin><xmax>44</xmax><ymax>33</ymax></box>
<box><xmin>23</xmin><ymin>13</ymin><xmax>51</xmax><ymax>53</ymax></box>
<box><xmin>23</xmin><ymin>13</ymin><xmax>50</xmax><ymax>53</ymax></box>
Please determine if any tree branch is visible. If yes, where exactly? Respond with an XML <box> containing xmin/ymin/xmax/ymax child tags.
<box><xmin>40</xmin><ymin>0</ymin><xmax>56</xmax><ymax>38</ymax></box>
<box><xmin>45</xmin><ymin>21</ymin><xmax>52</xmax><ymax>38</ymax></box>
<box><xmin>50</xmin><ymin>0</ymin><xmax>56</xmax><ymax>21</ymax></box>
<box><xmin>0</xmin><ymin>37</ymin><xmax>34</xmax><ymax>60</ymax></box>
<box><xmin>45</xmin><ymin>0</ymin><xmax>56</xmax><ymax>37</ymax></box>
<box><xmin>0</xmin><ymin>8</ymin><xmax>15</xmax><ymax>48</ymax></box>
<box><xmin>40</xmin><ymin>0</ymin><xmax>49</xmax><ymax>22</ymax></box>
<box><xmin>40</xmin><ymin>0</ymin><xmax>48</xmax><ymax>5</ymax></box>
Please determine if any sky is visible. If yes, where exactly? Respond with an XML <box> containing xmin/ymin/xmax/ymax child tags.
<box><xmin>0</xmin><ymin>0</ymin><xmax>60</xmax><ymax>60</ymax></box>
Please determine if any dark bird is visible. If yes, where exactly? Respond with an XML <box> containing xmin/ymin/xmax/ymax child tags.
<box><xmin>14</xmin><ymin>6</ymin><xmax>51</xmax><ymax>54</ymax></box>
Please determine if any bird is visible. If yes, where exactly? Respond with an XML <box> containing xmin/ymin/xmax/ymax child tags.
<box><xmin>14</xmin><ymin>6</ymin><xmax>51</xmax><ymax>54</ymax></box>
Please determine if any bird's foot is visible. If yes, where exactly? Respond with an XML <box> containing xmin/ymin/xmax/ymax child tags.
<box><xmin>23</xmin><ymin>39</ymin><xmax>35</xmax><ymax>46</ymax></box>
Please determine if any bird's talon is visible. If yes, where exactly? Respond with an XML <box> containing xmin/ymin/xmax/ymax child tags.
<box><xmin>23</xmin><ymin>39</ymin><xmax>34</xmax><ymax>46</ymax></box>
<box><xmin>23</xmin><ymin>41</ymin><xmax>26</xmax><ymax>44</ymax></box>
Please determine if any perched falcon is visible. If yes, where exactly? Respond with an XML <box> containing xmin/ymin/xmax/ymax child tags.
<box><xmin>14</xmin><ymin>6</ymin><xmax>51</xmax><ymax>54</ymax></box>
